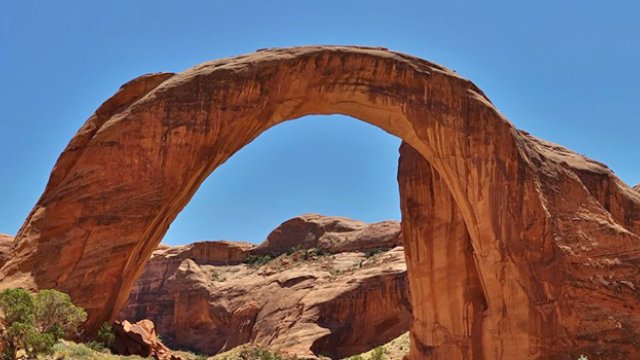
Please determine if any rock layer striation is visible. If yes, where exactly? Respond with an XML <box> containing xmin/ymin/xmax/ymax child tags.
<box><xmin>120</xmin><ymin>215</ymin><xmax>410</xmax><ymax>359</ymax></box>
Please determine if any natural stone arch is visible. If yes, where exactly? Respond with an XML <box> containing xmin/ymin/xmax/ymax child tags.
<box><xmin>1</xmin><ymin>46</ymin><xmax>639</xmax><ymax>359</ymax></box>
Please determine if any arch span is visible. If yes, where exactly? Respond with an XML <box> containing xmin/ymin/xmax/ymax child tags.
<box><xmin>1</xmin><ymin>46</ymin><xmax>639</xmax><ymax>359</ymax></box>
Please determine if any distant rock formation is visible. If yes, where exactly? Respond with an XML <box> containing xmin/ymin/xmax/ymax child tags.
<box><xmin>120</xmin><ymin>215</ymin><xmax>410</xmax><ymax>359</ymax></box>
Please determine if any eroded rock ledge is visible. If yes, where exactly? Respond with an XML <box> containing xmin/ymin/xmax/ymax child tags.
<box><xmin>120</xmin><ymin>215</ymin><xmax>410</xmax><ymax>359</ymax></box>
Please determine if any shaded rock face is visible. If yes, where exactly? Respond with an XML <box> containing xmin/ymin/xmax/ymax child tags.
<box><xmin>120</xmin><ymin>215</ymin><xmax>410</xmax><ymax>359</ymax></box>
<box><xmin>111</xmin><ymin>319</ymin><xmax>181</xmax><ymax>360</ymax></box>
<box><xmin>1</xmin><ymin>46</ymin><xmax>639</xmax><ymax>359</ymax></box>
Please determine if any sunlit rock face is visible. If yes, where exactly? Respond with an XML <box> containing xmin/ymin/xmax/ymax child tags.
<box><xmin>1</xmin><ymin>46</ymin><xmax>639</xmax><ymax>359</ymax></box>
<box><xmin>120</xmin><ymin>215</ymin><xmax>410</xmax><ymax>359</ymax></box>
<box><xmin>0</xmin><ymin>234</ymin><xmax>12</xmax><ymax>265</ymax></box>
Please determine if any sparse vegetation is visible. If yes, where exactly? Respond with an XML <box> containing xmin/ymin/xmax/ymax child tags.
<box><xmin>212</xmin><ymin>344</ymin><xmax>301</xmax><ymax>360</ymax></box>
<box><xmin>244</xmin><ymin>254</ymin><xmax>274</xmax><ymax>267</ymax></box>
<box><xmin>369</xmin><ymin>346</ymin><xmax>385</xmax><ymax>360</ymax></box>
<box><xmin>208</xmin><ymin>270</ymin><xmax>226</xmax><ymax>282</ymax></box>
<box><xmin>244</xmin><ymin>246</ymin><xmax>332</xmax><ymax>269</ymax></box>
<box><xmin>363</xmin><ymin>248</ymin><xmax>385</xmax><ymax>258</ymax></box>
<box><xmin>0</xmin><ymin>288</ymin><xmax>87</xmax><ymax>360</ymax></box>
<box><xmin>346</xmin><ymin>346</ymin><xmax>385</xmax><ymax>360</ymax></box>
<box><xmin>347</xmin><ymin>332</ymin><xmax>409</xmax><ymax>360</ymax></box>
<box><xmin>45</xmin><ymin>340</ymin><xmax>148</xmax><ymax>359</ymax></box>
<box><xmin>297</xmin><ymin>247</ymin><xmax>330</xmax><ymax>260</ymax></box>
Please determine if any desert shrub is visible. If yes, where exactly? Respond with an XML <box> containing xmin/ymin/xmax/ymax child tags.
<box><xmin>173</xmin><ymin>350</ymin><xmax>208</xmax><ymax>360</ymax></box>
<box><xmin>86</xmin><ymin>322</ymin><xmax>115</xmax><ymax>352</ymax></box>
<box><xmin>245</xmin><ymin>254</ymin><xmax>274</xmax><ymax>267</ymax></box>
<box><xmin>300</xmin><ymin>248</ymin><xmax>330</xmax><ymax>260</ymax></box>
<box><xmin>364</xmin><ymin>248</ymin><xmax>385</xmax><ymax>258</ymax></box>
<box><xmin>369</xmin><ymin>346</ymin><xmax>386</xmax><ymax>360</ymax></box>
<box><xmin>239</xmin><ymin>346</ymin><xmax>285</xmax><ymax>360</ymax></box>
<box><xmin>0</xmin><ymin>288</ymin><xmax>86</xmax><ymax>359</ymax></box>
<box><xmin>52</xmin><ymin>341</ymin><xmax>95</xmax><ymax>359</ymax></box>
<box><xmin>33</xmin><ymin>289</ymin><xmax>87</xmax><ymax>340</ymax></box>
<box><xmin>97</xmin><ymin>322</ymin><xmax>115</xmax><ymax>347</ymax></box>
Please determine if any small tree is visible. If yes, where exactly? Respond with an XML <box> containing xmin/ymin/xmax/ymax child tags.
<box><xmin>0</xmin><ymin>288</ymin><xmax>86</xmax><ymax>359</ymax></box>
<box><xmin>0</xmin><ymin>288</ymin><xmax>36</xmax><ymax>359</ymax></box>
<box><xmin>33</xmin><ymin>289</ymin><xmax>86</xmax><ymax>340</ymax></box>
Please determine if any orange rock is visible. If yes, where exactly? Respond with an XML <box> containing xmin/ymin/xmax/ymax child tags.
<box><xmin>0</xmin><ymin>234</ymin><xmax>12</xmax><ymax>265</ymax></box>
<box><xmin>253</xmin><ymin>214</ymin><xmax>401</xmax><ymax>255</ymax></box>
<box><xmin>111</xmin><ymin>319</ymin><xmax>182</xmax><ymax>360</ymax></box>
<box><xmin>121</xmin><ymin>215</ymin><xmax>410</xmax><ymax>358</ymax></box>
<box><xmin>0</xmin><ymin>46</ymin><xmax>639</xmax><ymax>359</ymax></box>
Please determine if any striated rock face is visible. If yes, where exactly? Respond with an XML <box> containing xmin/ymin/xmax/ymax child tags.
<box><xmin>1</xmin><ymin>46</ymin><xmax>639</xmax><ymax>359</ymax></box>
<box><xmin>398</xmin><ymin>140</ymin><xmax>640</xmax><ymax>360</ymax></box>
<box><xmin>0</xmin><ymin>234</ymin><xmax>12</xmax><ymax>264</ymax></box>
<box><xmin>634</xmin><ymin>183</ymin><xmax>640</xmax><ymax>192</ymax></box>
<box><xmin>120</xmin><ymin>215</ymin><xmax>410</xmax><ymax>359</ymax></box>
<box><xmin>111</xmin><ymin>319</ymin><xmax>181</xmax><ymax>360</ymax></box>
<box><xmin>253</xmin><ymin>214</ymin><xmax>402</xmax><ymax>255</ymax></box>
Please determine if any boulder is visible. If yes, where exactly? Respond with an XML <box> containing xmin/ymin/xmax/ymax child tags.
<box><xmin>111</xmin><ymin>319</ymin><xmax>182</xmax><ymax>360</ymax></box>
<box><xmin>253</xmin><ymin>214</ymin><xmax>401</xmax><ymax>255</ymax></box>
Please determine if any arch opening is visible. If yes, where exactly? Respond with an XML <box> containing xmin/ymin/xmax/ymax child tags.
<box><xmin>161</xmin><ymin>114</ymin><xmax>402</xmax><ymax>246</ymax></box>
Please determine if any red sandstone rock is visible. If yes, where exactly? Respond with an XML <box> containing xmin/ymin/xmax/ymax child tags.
<box><xmin>1</xmin><ymin>46</ymin><xmax>639</xmax><ymax>359</ymax></box>
<box><xmin>253</xmin><ymin>214</ymin><xmax>401</xmax><ymax>255</ymax></box>
<box><xmin>121</xmin><ymin>215</ymin><xmax>409</xmax><ymax>359</ymax></box>
<box><xmin>0</xmin><ymin>234</ymin><xmax>12</xmax><ymax>265</ymax></box>
<box><xmin>111</xmin><ymin>319</ymin><xmax>182</xmax><ymax>360</ymax></box>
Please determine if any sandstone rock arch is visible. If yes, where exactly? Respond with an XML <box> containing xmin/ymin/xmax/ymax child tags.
<box><xmin>1</xmin><ymin>46</ymin><xmax>639</xmax><ymax>359</ymax></box>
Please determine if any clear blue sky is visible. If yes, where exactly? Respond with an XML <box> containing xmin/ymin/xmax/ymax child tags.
<box><xmin>1</xmin><ymin>1</ymin><xmax>638</xmax><ymax>245</ymax></box>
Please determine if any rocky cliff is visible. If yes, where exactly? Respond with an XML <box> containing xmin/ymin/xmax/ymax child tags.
<box><xmin>120</xmin><ymin>215</ymin><xmax>410</xmax><ymax>359</ymax></box>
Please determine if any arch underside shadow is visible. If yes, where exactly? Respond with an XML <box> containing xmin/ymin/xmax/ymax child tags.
<box><xmin>1</xmin><ymin>46</ymin><xmax>639</xmax><ymax>359</ymax></box>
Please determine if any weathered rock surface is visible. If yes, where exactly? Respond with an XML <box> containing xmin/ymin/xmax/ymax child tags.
<box><xmin>111</xmin><ymin>319</ymin><xmax>182</xmax><ymax>360</ymax></box>
<box><xmin>1</xmin><ymin>46</ymin><xmax>639</xmax><ymax>359</ymax></box>
<box><xmin>253</xmin><ymin>214</ymin><xmax>402</xmax><ymax>255</ymax></box>
<box><xmin>121</xmin><ymin>215</ymin><xmax>410</xmax><ymax>359</ymax></box>
<box><xmin>0</xmin><ymin>234</ymin><xmax>12</xmax><ymax>264</ymax></box>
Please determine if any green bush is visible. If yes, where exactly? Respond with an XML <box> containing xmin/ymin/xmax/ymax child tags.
<box><xmin>33</xmin><ymin>289</ymin><xmax>87</xmax><ymax>340</ymax></box>
<box><xmin>0</xmin><ymin>288</ymin><xmax>87</xmax><ymax>359</ymax></box>
<box><xmin>244</xmin><ymin>254</ymin><xmax>274</xmax><ymax>267</ymax></box>
<box><xmin>238</xmin><ymin>346</ymin><xmax>285</xmax><ymax>360</ymax></box>
<box><xmin>364</xmin><ymin>248</ymin><xmax>385</xmax><ymax>258</ymax></box>
<box><xmin>95</xmin><ymin>322</ymin><xmax>115</xmax><ymax>348</ymax></box>
<box><xmin>369</xmin><ymin>346</ymin><xmax>386</xmax><ymax>360</ymax></box>
<box><xmin>52</xmin><ymin>341</ymin><xmax>97</xmax><ymax>359</ymax></box>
